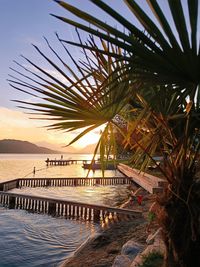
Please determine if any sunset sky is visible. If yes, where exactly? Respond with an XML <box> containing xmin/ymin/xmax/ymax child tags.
<box><xmin>0</xmin><ymin>0</ymin><xmax>189</xmax><ymax>150</ymax></box>
<box><xmin>0</xmin><ymin>0</ymin><xmax>109</xmax><ymax>150</ymax></box>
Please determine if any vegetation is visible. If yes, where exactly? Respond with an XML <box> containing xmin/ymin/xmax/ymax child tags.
<box><xmin>139</xmin><ymin>251</ymin><xmax>163</xmax><ymax>267</ymax></box>
<box><xmin>9</xmin><ymin>1</ymin><xmax>200</xmax><ymax>267</ymax></box>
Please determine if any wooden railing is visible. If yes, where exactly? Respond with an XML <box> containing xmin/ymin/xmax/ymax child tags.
<box><xmin>0</xmin><ymin>177</ymin><xmax>132</xmax><ymax>191</ymax></box>
<box><xmin>0</xmin><ymin>191</ymin><xmax>141</xmax><ymax>222</ymax></box>
<box><xmin>0</xmin><ymin>179</ymin><xmax>19</xmax><ymax>192</ymax></box>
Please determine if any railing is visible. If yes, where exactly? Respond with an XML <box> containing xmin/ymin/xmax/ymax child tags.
<box><xmin>0</xmin><ymin>179</ymin><xmax>19</xmax><ymax>192</ymax></box>
<box><xmin>0</xmin><ymin>177</ymin><xmax>132</xmax><ymax>191</ymax></box>
<box><xmin>0</xmin><ymin>191</ymin><xmax>141</xmax><ymax>222</ymax></box>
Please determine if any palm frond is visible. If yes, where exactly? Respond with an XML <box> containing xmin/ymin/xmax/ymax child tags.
<box><xmin>53</xmin><ymin>0</ymin><xmax>200</xmax><ymax>88</ymax></box>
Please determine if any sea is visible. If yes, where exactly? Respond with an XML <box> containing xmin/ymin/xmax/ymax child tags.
<box><xmin>0</xmin><ymin>154</ymin><xmax>129</xmax><ymax>267</ymax></box>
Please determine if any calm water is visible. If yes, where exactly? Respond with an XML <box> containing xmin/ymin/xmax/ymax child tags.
<box><xmin>0</xmin><ymin>153</ymin><xmax>123</xmax><ymax>182</ymax></box>
<box><xmin>0</xmin><ymin>207</ymin><xmax>96</xmax><ymax>267</ymax></box>
<box><xmin>0</xmin><ymin>154</ymin><xmax>128</xmax><ymax>267</ymax></box>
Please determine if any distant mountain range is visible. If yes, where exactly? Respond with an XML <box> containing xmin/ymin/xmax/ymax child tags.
<box><xmin>0</xmin><ymin>139</ymin><xmax>61</xmax><ymax>154</ymax></box>
<box><xmin>0</xmin><ymin>139</ymin><xmax>97</xmax><ymax>154</ymax></box>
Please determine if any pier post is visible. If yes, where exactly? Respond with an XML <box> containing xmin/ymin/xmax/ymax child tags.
<box><xmin>46</xmin><ymin>180</ymin><xmax>51</xmax><ymax>187</ymax></box>
<box><xmin>74</xmin><ymin>179</ymin><xmax>78</xmax><ymax>186</ymax></box>
<box><xmin>0</xmin><ymin>183</ymin><xmax>3</xmax><ymax>191</ymax></box>
<box><xmin>9</xmin><ymin>196</ymin><xmax>16</xmax><ymax>209</ymax></box>
<box><xmin>48</xmin><ymin>202</ymin><xmax>56</xmax><ymax>215</ymax></box>
<box><xmin>93</xmin><ymin>209</ymin><xmax>100</xmax><ymax>222</ymax></box>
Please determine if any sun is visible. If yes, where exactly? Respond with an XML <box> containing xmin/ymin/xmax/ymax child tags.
<box><xmin>74</xmin><ymin>131</ymin><xmax>100</xmax><ymax>149</ymax></box>
<box><xmin>71</xmin><ymin>124</ymin><xmax>107</xmax><ymax>149</ymax></box>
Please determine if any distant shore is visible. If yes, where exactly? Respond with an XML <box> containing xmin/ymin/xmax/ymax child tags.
<box><xmin>0</xmin><ymin>139</ymin><xmax>97</xmax><ymax>154</ymax></box>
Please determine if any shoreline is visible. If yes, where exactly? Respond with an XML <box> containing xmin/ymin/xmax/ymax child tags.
<box><xmin>60</xmin><ymin>219</ymin><xmax>147</xmax><ymax>267</ymax></box>
<box><xmin>60</xmin><ymin>187</ymin><xmax>154</xmax><ymax>267</ymax></box>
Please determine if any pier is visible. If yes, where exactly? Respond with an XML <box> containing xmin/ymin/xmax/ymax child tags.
<box><xmin>45</xmin><ymin>158</ymin><xmax>116</xmax><ymax>170</ymax></box>
<box><xmin>45</xmin><ymin>158</ymin><xmax>90</xmax><ymax>166</ymax></box>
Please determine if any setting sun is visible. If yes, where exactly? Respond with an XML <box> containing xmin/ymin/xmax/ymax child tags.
<box><xmin>73</xmin><ymin>125</ymin><xmax>106</xmax><ymax>149</ymax></box>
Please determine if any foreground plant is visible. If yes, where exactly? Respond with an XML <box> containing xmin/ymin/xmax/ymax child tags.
<box><xmin>139</xmin><ymin>251</ymin><xmax>163</xmax><ymax>267</ymax></box>
<box><xmin>9</xmin><ymin>1</ymin><xmax>200</xmax><ymax>267</ymax></box>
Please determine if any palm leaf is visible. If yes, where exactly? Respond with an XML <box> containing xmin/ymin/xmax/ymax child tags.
<box><xmin>54</xmin><ymin>0</ymin><xmax>200</xmax><ymax>87</ymax></box>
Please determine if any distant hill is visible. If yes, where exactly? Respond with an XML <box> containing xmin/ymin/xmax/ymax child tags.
<box><xmin>0</xmin><ymin>139</ymin><xmax>62</xmax><ymax>154</ymax></box>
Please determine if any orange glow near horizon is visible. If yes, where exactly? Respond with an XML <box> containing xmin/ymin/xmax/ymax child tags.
<box><xmin>73</xmin><ymin>131</ymin><xmax>101</xmax><ymax>149</ymax></box>
<box><xmin>0</xmin><ymin>107</ymin><xmax>103</xmax><ymax>150</ymax></box>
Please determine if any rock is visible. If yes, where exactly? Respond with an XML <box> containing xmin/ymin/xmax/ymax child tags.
<box><xmin>146</xmin><ymin>227</ymin><xmax>162</xmax><ymax>245</ymax></box>
<box><xmin>107</xmin><ymin>241</ymin><xmax>120</xmax><ymax>254</ymax></box>
<box><xmin>130</xmin><ymin>254</ymin><xmax>143</xmax><ymax>267</ymax></box>
<box><xmin>146</xmin><ymin>233</ymin><xmax>154</xmax><ymax>245</ymax></box>
<box><xmin>121</xmin><ymin>240</ymin><xmax>143</xmax><ymax>260</ymax></box>
<box><xmin>112</xmin><ymin>255</ymin><xmax>131</xmax><ymax>267</ymax></box>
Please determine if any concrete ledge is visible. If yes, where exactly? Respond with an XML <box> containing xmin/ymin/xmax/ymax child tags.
<box><xmin>117</xmin><ymin>164</ymin><xmax>166</xmax><ymax>194</ymax></box>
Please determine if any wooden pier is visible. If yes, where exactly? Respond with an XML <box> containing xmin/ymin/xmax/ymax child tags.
<box><xmin>0</xmin><ymin>191</ymin><xmax>141</xmax><ymax>222</ymax></box>
<box><xmin>45</xmin><ymin>158</ymin><xmax>90</xmax><ymax>166</ymax></box>
<box><xmin>45</xmin><ymin>158</ymin><xmax>116</xmax><ymax>170</ymax></box>
<box><xmin>0</xmin><ymin>177</ymin><xmax>132</xmax><ymax>191</ymax></box>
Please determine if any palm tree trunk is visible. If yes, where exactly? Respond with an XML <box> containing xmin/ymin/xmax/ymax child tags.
<box><xmin>159</xmin><ymin>180</ymin><xmax>200</xmax><ymax>267</ymax></box>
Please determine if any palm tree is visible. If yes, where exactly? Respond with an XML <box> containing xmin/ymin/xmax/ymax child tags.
<box><xmin>9</xmin><ymin>1</ymin><xmax>200</xmax><ymax>266</ymax></box>
<box><xmin>9</xmin><ymin>34</ymin><xmax>132</xmax><ymax>165</ymax></box>
<box><xmin>50</xmin><ymin>2</ymin><xmax>200</xmax><ymax>266</ymax></box>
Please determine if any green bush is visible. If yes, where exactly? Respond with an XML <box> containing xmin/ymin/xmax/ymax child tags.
<box><xmin>138</xmin><ymin>251</ymin><xmax>163</xmax><ymax>267</ymax></box>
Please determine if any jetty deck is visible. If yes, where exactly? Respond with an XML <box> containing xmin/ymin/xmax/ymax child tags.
<box><xmin>45</xmin><ymin>158</ymin><xmax>117</xmax><ymax>170</ymax></box>
<box><xmin>45</xmin><ymin>158</ymin><xmax>90</xmax><ymax>166</ymax></box>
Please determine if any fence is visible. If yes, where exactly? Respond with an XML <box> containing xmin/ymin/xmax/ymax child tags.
<box><xmin>0</xmin><ymin>177</ymin><xmax>132</xmax><ymax>191</ymax></box>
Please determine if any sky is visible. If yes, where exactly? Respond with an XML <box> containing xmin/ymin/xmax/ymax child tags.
<box><xmin>0</xmin><ymin>0</ymin><xmax>110</xmax><ymax>150</ymax></box>
<box><xmin>0</xmin><ymin>0</ymin><xmax>193</xmax><ymax>151</ymax></box>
